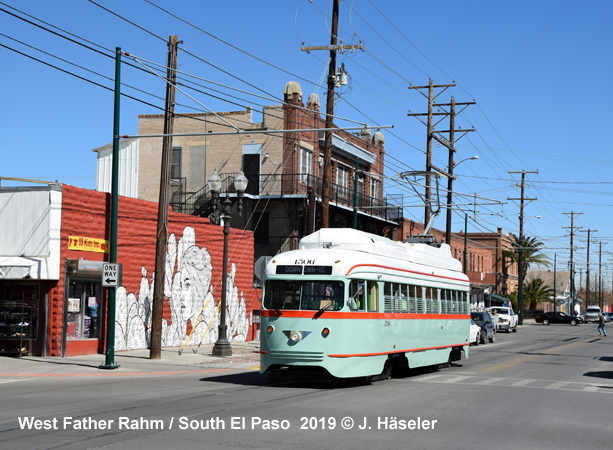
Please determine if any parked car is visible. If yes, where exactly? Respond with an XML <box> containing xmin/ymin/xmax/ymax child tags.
<box><xmin>470</xmin><ymin>310</ymin><xmax>496</xmax><ymax>343</ymax></box>
<box><xmin>469</xmin><ymin>319</ymin><xmax>481</xmax><ymax>345</ymax></box>
<box><xmin>535</xmin><ymin>311</ymin><xmax>583</xmax><ymax>326</ymax></box>
<box><xmin>601</xmin><ymin>312</ymin><xmax>611</xmax><ymax>322</ymax></box>
<box><xmin>486</xmin><ymin>306</ymin><xmax>518</xmax><ymax>333</ymax></box>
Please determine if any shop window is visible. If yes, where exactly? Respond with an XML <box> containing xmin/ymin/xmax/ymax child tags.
<box><xmin>0</xmin><ymin>284</ymin><xmax>39</xmax><ymax>342</ymax></box>
<box><xmin>66</xmin><ymin>281</ymin><xmax>102</xmax><ymax>340</ymax></box>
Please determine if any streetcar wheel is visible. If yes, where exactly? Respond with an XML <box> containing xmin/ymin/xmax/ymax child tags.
<box><xmin>543</xmin><ymin>319</ymin><xmax>550</xmax><ymax>325</ymax></box>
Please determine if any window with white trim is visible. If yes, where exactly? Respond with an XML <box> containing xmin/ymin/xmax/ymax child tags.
<box><xmin>300</xmin><ymin>147</ymin><xmax>312</xmax><ymax>184</ymax></box>
<box><xmin>336</xmin><ymin>165</ymin><xmax>349</xmax><ymax>199</ymax></box>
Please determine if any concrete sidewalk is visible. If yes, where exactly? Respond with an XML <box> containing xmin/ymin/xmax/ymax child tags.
<box><xmin>0</xmin><ymin>341</ymin><xmax>261</xmax><ymax>378</ymax></box>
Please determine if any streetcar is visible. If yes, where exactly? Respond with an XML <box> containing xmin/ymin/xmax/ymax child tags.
<box><xmin>260</xmin><ymin>228</ymin><xmax>471</xmax><ymax>381</ymax></box>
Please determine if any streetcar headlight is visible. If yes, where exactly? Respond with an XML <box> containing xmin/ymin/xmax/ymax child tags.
<box><xmin>290</xmin><ymin>331</ymin><xmax>302</xmax><ymax>342</ymax></box>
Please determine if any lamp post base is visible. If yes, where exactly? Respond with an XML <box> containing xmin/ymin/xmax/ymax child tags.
<box><xmin>212</xmin><ymin>340</ymin><xmax>233</xmax><ymax>357</ymax></box>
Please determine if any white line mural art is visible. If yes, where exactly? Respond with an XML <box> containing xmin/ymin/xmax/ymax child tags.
<box><xmin>114</xmin><ymin>226</ymin><xmax>249</xmax><ymax>351</ymax></box>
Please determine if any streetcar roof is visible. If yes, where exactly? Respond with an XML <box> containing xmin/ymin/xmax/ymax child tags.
<box><xmin>266</xmin><ymin>229</ymin><xmax>465</xmax><ymax>279</ymax></box>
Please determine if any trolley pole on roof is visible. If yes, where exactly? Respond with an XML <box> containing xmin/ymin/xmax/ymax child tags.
<box><xmin>100</xmin><ymin>47</ymin><xmax>121</xmax><ymax>370</ymax></box>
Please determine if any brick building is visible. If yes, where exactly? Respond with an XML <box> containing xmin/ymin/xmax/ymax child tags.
<box><xmin>0</xmin><ymin>184</ymin><xmax>255</xmax><ymax>357</ymax></box>
<box><xmin>95</xmin><ymin>81</ymin><xmax>403</xmax><ymax>264</ymax></box>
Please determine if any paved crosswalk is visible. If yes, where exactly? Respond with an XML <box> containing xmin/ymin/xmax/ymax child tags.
<box><xmin>413</xmin><ymin>372</ymin><xmax>613</xmax><ymax>394</ymax></box>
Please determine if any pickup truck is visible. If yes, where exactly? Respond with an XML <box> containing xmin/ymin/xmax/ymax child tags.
<box><xmin>584</xmin><ymin>305</ymin><xmax>602</xmax><ymax>323</ymax></box>
<box><xmin>486</xmin><ymin>306</ymin><xmax>518</xmax><ymax>333</ymax></box>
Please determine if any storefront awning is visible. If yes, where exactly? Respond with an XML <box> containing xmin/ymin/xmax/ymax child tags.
<box><xmin>490</xmin><ymin>294</ymin><xmax>509</xmax><ymax>305</ymax></box>
<box><xmin>0</xmin><ymin>256</ymin><xmax>59</xmax><ymax>280</ymax></box>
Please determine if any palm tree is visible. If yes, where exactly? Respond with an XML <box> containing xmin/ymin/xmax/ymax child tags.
<box><xmin>523</xmin><ymin>278</ymin><xmax>554</xmax><ymax>310</ymax></box>
<box><xmin>503</xmin><ymin>235</ymin><xmax>550</xmax><ymax>277</ymax></box>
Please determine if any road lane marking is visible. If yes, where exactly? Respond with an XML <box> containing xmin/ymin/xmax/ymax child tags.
<box><xmin>475</xmin><ymin>377</ymin><xmax>502</xmax><ymax>385</ymax></box>
<box><xmin>0</xmin><ymin>378</ymin><xmax>33</xmax><ymax>384</ymax></box>
<box><xmin>441</xmin><ymin>376</ymin><xmax>471</xmax><ymax>383</ymax></box>
<box><xmin>414</xmin><ymin>375</ymin><xmax>613</xmax><ymax>394</ymax></box>
<box><xmin>545</xmin><ymin>381</ymin><xmax>569</xmax><ymax>389</ymax></box>
<box><xmin>477</xmin><ymin>339</ymin><xmax>594</xmax><ymax>374</ymax></box>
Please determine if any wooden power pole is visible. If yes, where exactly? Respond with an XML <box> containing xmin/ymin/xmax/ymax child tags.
<box><xmin>508</xmin><ymin>170</ymin><xmax>538</xmax><ymax>240</ymax></box>
<box><xmin>300</xmin><ymin>0</ymin><xmax>363</xmax><ymax>228</ymax></box>
<box><xmin>150</xmin><ymin>35</ymin><xmax>179</xmax><ymax>360</ymax></box>
<box><xmin>408</xmin><ymin>81</ymin><xmax>469</xmax><ymax>228</ymax></box>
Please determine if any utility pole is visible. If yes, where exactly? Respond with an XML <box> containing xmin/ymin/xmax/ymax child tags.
<box><xmin>599</xmin><ymin>242</ymin><xmax>603</xmax><ymax>309</ymax></box>
<box><xmin>508</xmin><ymin>170</ymin><xmax>537</xmax><ymax>323</ymax></box>
<box><xmin>300</xmin><ymin>0</ymin><xmax>363</xmax><ymax>228</ymax></box>
<box><xmin>563</xmin><ymin>211</ymin><xmax>582</xmax><ymax>316</ymax></box>
<box><xmin>321</xmin><ymin>0</ymin><xmax>338</xmax><ymax>229</ymax></box>
<box><xmin>150</xmin><ymin>35</ymin><xmax>179</xmax><ymax>360</ymax></box>
<box><xmin>408</xmin><ymin>80</ymin><xmax>462</xmax><ymax>226</ymax></box>
<box><xmin>508</xmin><ymin>170</ymin><xmax>538</xmax><ymax>240</ymax></box>
<box><xmin>99</xmin><ymin>47</ymin><xmax>122</xmax><ymax>370</ymax></box>
<box><xmin>582</xmin><ymin>229</ymin><xmax>596</xmax><ymax>306</ymax></box>
<box><xmin>442</xmin><ymin>98</ymin><xmax>474</xmax><ymax>243</ymax></box>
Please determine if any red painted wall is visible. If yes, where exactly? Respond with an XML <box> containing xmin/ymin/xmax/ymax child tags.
<box><xmin>49</xmin><ymin>185</ymin><xmax>255</xmax><ymax>357</ymax></box>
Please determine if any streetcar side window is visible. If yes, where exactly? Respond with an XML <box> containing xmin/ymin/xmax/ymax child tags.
<box><xmin>425</xmin><ymin>287</ymin><xmax>435</xmax><ymax>314</ymax></box>
<box><xmin>402</xmin><ymin>284</ymin><xmax>409</xmax><ymax>312</ymax></box>
<box><xmin>384</xmin><ymin>282</ymin><xmax>403</xmax><ymax>312</ymax></box>
<box><xmin>301</xmin><ymin>281</ymin><xmax>344</xmax><ymax>311</ymax></box>
<box><xmin>264</xmin><ymin>280</ymin><xmax>300</xmax><ymax>310</ymax></box>
<box><xmin>440</xmin><ymin>289</ymin><xmax>449</xmax><ymax>314</ymax></box>
<box><xmin>348</xmin><ymin>280</ymin><xmax>365</xmax><ymax>311</ymax></box>
<box><xmin>367</xmin><ymin>281</ymin><xmax>379</xmax><ymax>312</ymax></box>
<box><xmin>460</xmin><ymin>291</ymin><xmax>469</xmax><ymax>313</ymax></box>
<box><xmin>414</xmin><ymin>285</ymin><xmax>424</xmax><ymax>313</ymax></box>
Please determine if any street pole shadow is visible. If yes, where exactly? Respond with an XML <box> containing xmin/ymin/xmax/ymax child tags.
<box><xmin>583</xmin><ymin>371</ymin><xmax>613</xmax><ymax>380</ymax></box>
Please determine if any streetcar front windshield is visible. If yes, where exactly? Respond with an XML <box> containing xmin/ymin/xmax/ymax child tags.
<box><xmin>264</xmin><ymin>280</ymin><xmax>344</xmax><ymax>311</ymax></box>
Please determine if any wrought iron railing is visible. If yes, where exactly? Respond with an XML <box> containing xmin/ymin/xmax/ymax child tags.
<box><xmin>180</xmin><ymin>173</ymin><xmax>403</xmax><ymax>221</ymax></box>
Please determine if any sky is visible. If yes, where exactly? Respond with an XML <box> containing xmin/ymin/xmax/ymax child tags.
<box><xmin>1</xmin><ymin>0</ymin><xmax>612</xmax><ymax>285</ymax></box>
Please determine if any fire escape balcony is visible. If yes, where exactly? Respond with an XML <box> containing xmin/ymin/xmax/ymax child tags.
<box><xmin>180</xmin><ymin>173</ymin><xmax>402</xmax><ymax>222</ymax></box>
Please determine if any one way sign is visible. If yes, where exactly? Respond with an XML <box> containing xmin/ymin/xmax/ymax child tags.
<box><xmin>102</xmin><ymin>263</ymin><xmax>119</xmax><ymax>287</ymax></box>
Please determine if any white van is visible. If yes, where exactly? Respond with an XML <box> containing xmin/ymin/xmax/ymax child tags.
<box><xmin>584</xmin><ymin>305</ymin><xmax>601</xmax><ymax>323</ymax></box>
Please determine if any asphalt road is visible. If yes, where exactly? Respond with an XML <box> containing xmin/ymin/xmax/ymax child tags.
<box><xmin>1</xmin><ymin>322</ymin><xmax>611</xmax><ymax>450</ymax></box>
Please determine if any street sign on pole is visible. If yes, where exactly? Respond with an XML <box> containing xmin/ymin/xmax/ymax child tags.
<box><xmin>102</xmin><ymin>263</ymin><xmax>119</xmax><ymax>287</ymax></box>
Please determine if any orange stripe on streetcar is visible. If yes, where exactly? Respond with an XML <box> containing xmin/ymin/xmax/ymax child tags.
<box><xmin>328</xmin><ymin>343</ymin><xmax>469</xmax><ymax>358</ymax></box>
<box><xmin>261</xmin><ymin>310</ymin><xmax>469</xmax><ymax>320</ymax></box>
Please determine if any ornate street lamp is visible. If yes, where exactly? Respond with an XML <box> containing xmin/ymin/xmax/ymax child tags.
<box><xmin>209</xmin><ymin>170</ymin><xmax>248</xmax><ymax>357</ymax></box>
